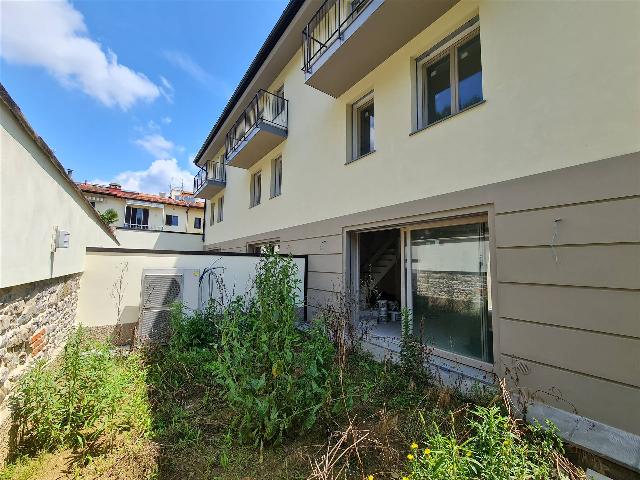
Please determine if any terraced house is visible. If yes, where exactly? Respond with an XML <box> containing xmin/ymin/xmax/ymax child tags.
<box><xmin>191</xmin><ymin>0</ymin><xmax>640</xmax><ymax>473</ymax></box>
<box><xmin>78</xmin><ymin>182</ymin><xmax>205</xmax><ymax>250</ymax></box>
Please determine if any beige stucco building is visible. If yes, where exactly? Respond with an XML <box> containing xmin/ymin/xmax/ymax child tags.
<box><xmin>0</xmin><ymin>84</ymin><xmax>119</xmax><ymax>458</ymax></box>
<box><xmin>79</xmin><ymin>183</ymin><xmax>205</xmax><ymax>250</ymax></box>
<box><xmin>192</xmin><ymin>0</ymin><xmax>640</xmax><ymax>474</ymax></box>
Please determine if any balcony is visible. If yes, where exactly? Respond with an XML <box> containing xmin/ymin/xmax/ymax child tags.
<box><xmin>302</xmin><ymin>0</ymin><xmax>457</xmax><ymax>97</ymax></box>
<box><xmin>193</xmin><ymin>161</ymin><xmax>226</xmax><ymax>199</ymax></box>
<box><xmin>225</xmin><ymin>89</ymin><xmax>288</xmax><ymax>169</ymax></box>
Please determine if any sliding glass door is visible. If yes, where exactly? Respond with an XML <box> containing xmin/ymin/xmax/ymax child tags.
<box><xmin>405</xmin><ymin>220</ymin><xmax>492</xmax><ymax>363</ymax></box>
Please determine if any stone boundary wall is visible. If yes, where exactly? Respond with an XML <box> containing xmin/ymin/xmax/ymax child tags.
<box><xmin>0</xmin><ymin>273</ymin><xmax>81</xmax><ymax>463</ymax></box>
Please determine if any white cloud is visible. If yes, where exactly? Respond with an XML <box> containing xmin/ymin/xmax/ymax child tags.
<box><xmin>0</xmin><ymin>0</ymin><xmax>160</xmax><ymax>109</ymax></box>
<box><xmin>161</xmin><ymin>116</ymin><xmax>172</xmax><ymax>124</ymax></box>
<box><xmin>163</xmin><ymin>50</ymin><xmax>231</xmax><ymax>96</ymax></box>
<box><xmin>92</xmin><ymin>159</ymin><xmax>196</xmax><ymax>194</ymax></box>
<box><xmin>135</xmin><ymin>134</ymin><xmax>175</xmax><ymax>158</ymax></box>
<box><xmin>159</xmin><ymin>76</ymin><xmax>174</xmax><ymax>103</ymax></box>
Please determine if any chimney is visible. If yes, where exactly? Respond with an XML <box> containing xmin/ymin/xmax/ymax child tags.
<box><xmin>109</xmin><ymin>182</ymin><xmax>121</xmax><ymax>190</ymax></box>
<box><xmin>159</xmin><ymin>192</ymin><xmax>167</xmax><ymax>198</ymax></box>
<box><xmin>66</xmin><ymin>169</ymin><xmax>73</xmax><ymax>178</ymax></box>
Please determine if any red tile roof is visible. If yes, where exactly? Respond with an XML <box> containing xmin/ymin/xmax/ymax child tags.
<box><xmin>78</xmin><ymin>183</ymin><xmax>204</xmax><ymax>209</ymax></box>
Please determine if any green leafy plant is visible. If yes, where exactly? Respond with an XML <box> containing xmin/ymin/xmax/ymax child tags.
<box><xmin>404</xmin><ymin>405</ymin><xmax>565</xmax><ymax>479</ymax></box>
<box><xmin>214</xmin><ymin>253</ymin><xmax>335</xmax><ymax>447</ymax></box>
<box><xmin>10</xmin><ymin>327</ymin><xmax>150</xmax><ymax>455</ymax></box>
<box><xmin>399</xmin><ymin>308</ymin><xmax>432</xmax><ymax>389</ymax></box>
<box><xmin>99</xmin><ymin>208</ymin><xmax>119</xmax><ymax>225</ymax></box>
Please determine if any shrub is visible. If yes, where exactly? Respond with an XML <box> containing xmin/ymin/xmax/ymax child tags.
<box><xmin>214</xmin><ymin>253</ymin><xmax>335</xmax><ymax>446</ymax></box>
<box><xmin>10</xmin><ymin>328</ymin><xmax>150</xmax><ymax>454</ymax></box>
<box><xmin>404</xmin><ymin>405</ymin><xmax>564</xmax><ymax>479</ymax></box>
<box><xmin>99</xmin><ymin>208</ymin><xmax>119</xmax><ymax>226</ymax></box>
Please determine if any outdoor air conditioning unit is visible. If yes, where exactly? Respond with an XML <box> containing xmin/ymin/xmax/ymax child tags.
<box><xmin>136</xmin><ymin>268</ymin><xmax>200</xmax><ymax>344</ymax></box>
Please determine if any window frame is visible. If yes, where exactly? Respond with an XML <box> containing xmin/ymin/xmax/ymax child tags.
<box><xmin>209</xmin><ymin>200</ymin><xmax>215</xmax><ymax>226</ymax></box>
<box><xmin>165</xmin><ymin>214</ymin><xmax>179</xmax><ymax>227</ymax></box>
<box><xmin>350</xmin><ymin>91</ymin><xmax>375</xmax><ymax>162</ymax></box>
<box><xmin>248</xmin><ymin>241</ymin><xmax>280</xmax><ymax>254</ymax></box>
<box><xmin>271</xmin><ymin>156</ymin><xmax>283</xmax><ymax>198</ymax></box>
<box><xmin>125</xmin><ymin>206</ymin><xmax>149</xmax><ymax>229</ymax></box>
<box><xmin>217</xmin><ymin>196</ymin><xmax>224</xmax><ymax>222</ymax></box>
<box><xmin>416</xmin><ymin>20</ymin><xmax>482</xmax><ymax>130</ymax></box>
<box><xmin>194</xmin><ymin>217</ymin><xmax>202</xmax><ymax>229</ymax></box>
<box><xmin>250</xmin><ymin>170</ymin><xmax>262</xmax><ymax>208</ymax></box>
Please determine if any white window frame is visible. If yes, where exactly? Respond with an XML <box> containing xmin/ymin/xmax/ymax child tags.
<box><xmin>416</xmin><ymin>18</ymin><xmax>481</xmax><ymax>130</ymax></box>
<box><xmin>250</xmin><ymin>171</ymin><xmax>262</xmax><ymax>208</ymax></box>
<box><xmin>165</xmin><ymin>214</ymin><xmax>179</xmax><ymax>227</ymax></box>
<box><xmin>271</xmin><ymin>156</ymin><xmax>283</xmax><ymax>198</ymax></box>
<box><xmin>217</xmin><ymin>196</ymin><xmax>224</xmax><ymax>222</ymax></box>
<box><xmin>350</xmin><ymin>91</ymin><xmax>375</xmax><ymax>161</ymax></box>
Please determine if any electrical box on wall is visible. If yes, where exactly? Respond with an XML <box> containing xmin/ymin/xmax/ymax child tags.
<box><xmin>55</xmin><ymin>229</ymin><xmax>70</xmax><ymax>249</ymax></box>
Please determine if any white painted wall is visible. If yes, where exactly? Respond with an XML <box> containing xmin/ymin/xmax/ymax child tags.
<box><xmin>77</xmin><ymin>251</ymin><xmax>306</xmax><ymax>327</ymax></box>
<box><xmin>0</xmin><ymin>102</ymin><xmax>117</xmax><ymax>288</ymax></box>
<box><xmin>204</xmin><ymin>0</ymin><xmax>640</xmax><ymax>246</ymax></box>
<box><xmin>86</xmin><ymin>193</ymin><xmax>204</xmax><ymax>234</ymax></box>
<box><xmin>114</xmin><ymin>229</ymin><xmax>203</xmax><ymax>251</ymax></box>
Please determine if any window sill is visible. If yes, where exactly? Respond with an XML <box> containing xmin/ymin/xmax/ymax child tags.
<box><xmin>410</xmin><ymin>99</ymin><xmax>486</xmax><ymax>136</ymax></box>
<box><xmin>346</xmin><ymin>149</ymin><xmax>376</xmax><ymax>165</ymax></box>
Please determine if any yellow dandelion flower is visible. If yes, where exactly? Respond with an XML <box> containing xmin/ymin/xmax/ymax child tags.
<box><xmin>424</xmin><ymin>448</ymin><xmax>431</xmax><ymax>455</ymax></box>
<box><xmin>466</xmin><ymin>451</ymin><xmax>472</xmax><ymax>457</ymax></box>
<box><xmin>367</xmin><ymin>476</ymin><xmax>374</xmax><ymax>480</ymax></box>
<box><xmin>402</xmin><ymin>477</ymin><xmax>410</xmax><ymax>480</ymax></box>
<box><xmin>410</xmin><ymin>442</ymin><xmax>418</xmax><ymax>450</ymax></box>
<box><xmin>407</xmin><ymin>453</ymin><xmax>415</xmax><ymax>461</ymax></box>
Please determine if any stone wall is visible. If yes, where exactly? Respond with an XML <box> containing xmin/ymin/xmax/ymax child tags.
<box><xmin>0</xmin><ymin>273</ymin><xmax>81</xmax><ymax>409</ymax></box>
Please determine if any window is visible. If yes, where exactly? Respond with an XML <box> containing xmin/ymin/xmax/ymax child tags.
<box><xmin>271</xmin><ymin>156</ymin><xmax>282</xmax><ymax>198</ymax></box>
<box><xmin>417</xmin><ymin>21</ymin><xmax>482</xmax><ymax>129</ymax></box>
<box><xmin>165</xmin><ymin>214</ymin><xmax>179</xmax><ymax>226</ymax></box>
<box><xmin>351</xmin><ymin>92</ymin><xmax>375</xmax><ymax>160</ymax></box>
<box><xmin>89</xmin><ymin>201</ymin><xmax>96</xmax><ymax>208</ymax></box>
<box><xmin>250</xmin><ymin>171</ymin><xmax>262</xmax><ymax>207</ymax></box>
<box><xmin>273</xmin><ymin>85</ymin><xmax>285</xmax><ymax>118</ymax></box>
<box><xmin>408</xmin><ymin>220</ymin><xmax>492</xmax><ymax>363</ymax></box>
<box><xmin>194</xmin><ymin>217</ymin><xmax>202</xmax><ymax>229</ymax></box>
<box><xmin>249</xmin><ymin>241</ymin><xmax>280</xmax><ymax>254</ymax></box>
<box><xmin>217</xmin><ymin>196</ymin><xmax>224</xmax><ymax>222</ymax></box>
<box><xmin>210</xmin><ymin>201</ymin><xmax>215</xmax><ymax>226</ymax></box>
<box><xmin>124</xmin><ymin>206</ymin><xmax>149</xmax><ymax>229</ymax></box>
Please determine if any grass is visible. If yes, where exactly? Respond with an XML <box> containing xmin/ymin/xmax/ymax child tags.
<box><xmin>0</xmin><ymin>254</ymin><xmax>583</xmax><ymax>479</ymax></box>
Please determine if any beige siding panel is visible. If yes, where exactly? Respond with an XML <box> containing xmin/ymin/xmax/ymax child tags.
<box><xmin>281</xmin><ymin>234</ymin><xmax>343</xmax><ymax>255</ymax></box>
<box><xmin>307</xmin><ymin>271</ymin><xmax>344</xmax><ymax>292</ymax></box>
<box><xmin>497</xmin><ymin>244</ymin><xmax>640</xmax><ymax>289</ymax></box>
<box><xmin>307</xmin><ymin>287</ymin><xmax>339</xmax><ymax>309</ymax></box>
<box><xmin>308</xmin><ymin>253</ymin><xmax>343</xmax><ymax>273</ymax></box>
<box><xmin>498</xmin><ymin>283</ymin><xmax>640</xmax><ymax>338</ymax></box>
<box><xmin>493</xmin><ymin>152</ymin><xmax>640</xmax><ymax>214</ymax></box>
<box><xmin>500</xmin><ymin>354</ymin><xmax>640</xmax><ymax>435</ymax></box>
<box><xmin>495</xmin><ymin>198</ymin><xmax>640</xmax><ymax>247</ymax></box>
<box><xmin>499</xmin><ymin>318</ymin><xmax>640</xmax><ymax>387</ymax></box>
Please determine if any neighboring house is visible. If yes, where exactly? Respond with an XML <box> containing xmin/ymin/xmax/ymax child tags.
<box><xmin>191</xmin><ymin>0</ymin><xmax>640</xmax><ymax>475</ymax></box>
<box><xmin>78</xmin><ymin>182</ymin><xmax>205</xmax><ymax>250</ymax></box>
<box><xmin>0</xmin><ymin>83</ymin><xmax>119</xmax><ymax>455</ymax></box>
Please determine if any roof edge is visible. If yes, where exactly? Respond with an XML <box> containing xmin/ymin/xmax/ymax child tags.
<box><xmin>192</xmin><ymin>0</ymin><xmax>305</xmax><ymax>166</ymax></box>
<box><xmin>0</xmin><ymin>83</ymin><xmax>120</xmax><ymax>246</ymax></box>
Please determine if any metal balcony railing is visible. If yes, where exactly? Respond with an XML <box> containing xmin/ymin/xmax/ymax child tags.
<box><xmin>123</xmin><ymin>223</ymin><xmax>165</xmax><ymax>231</ymax></box>
<box><xmin>302</xmin><ymin>0</ymin><xmax>372</xmax><ymax>74</ymax></box>
<box><xmin>193</xmin><ymin>161</ymin><xmax>226</xmax><ymax>194</ymax></box>
<box><xmin>225</xmin><ymin>89</ymin><xmax>288</xmax><ymax>159</ymax></box>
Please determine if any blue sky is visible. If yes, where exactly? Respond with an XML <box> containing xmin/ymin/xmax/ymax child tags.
<box><xmin>1</xmin><ymin>0</ymin><xmax>288</xmax><ymax>193</ymax></box>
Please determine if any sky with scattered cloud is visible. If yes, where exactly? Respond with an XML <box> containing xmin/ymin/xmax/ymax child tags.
<box><xmin>0</xmin><ymin>0</ymin><xmax>287</xmax><ymax>194</ymax></box>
